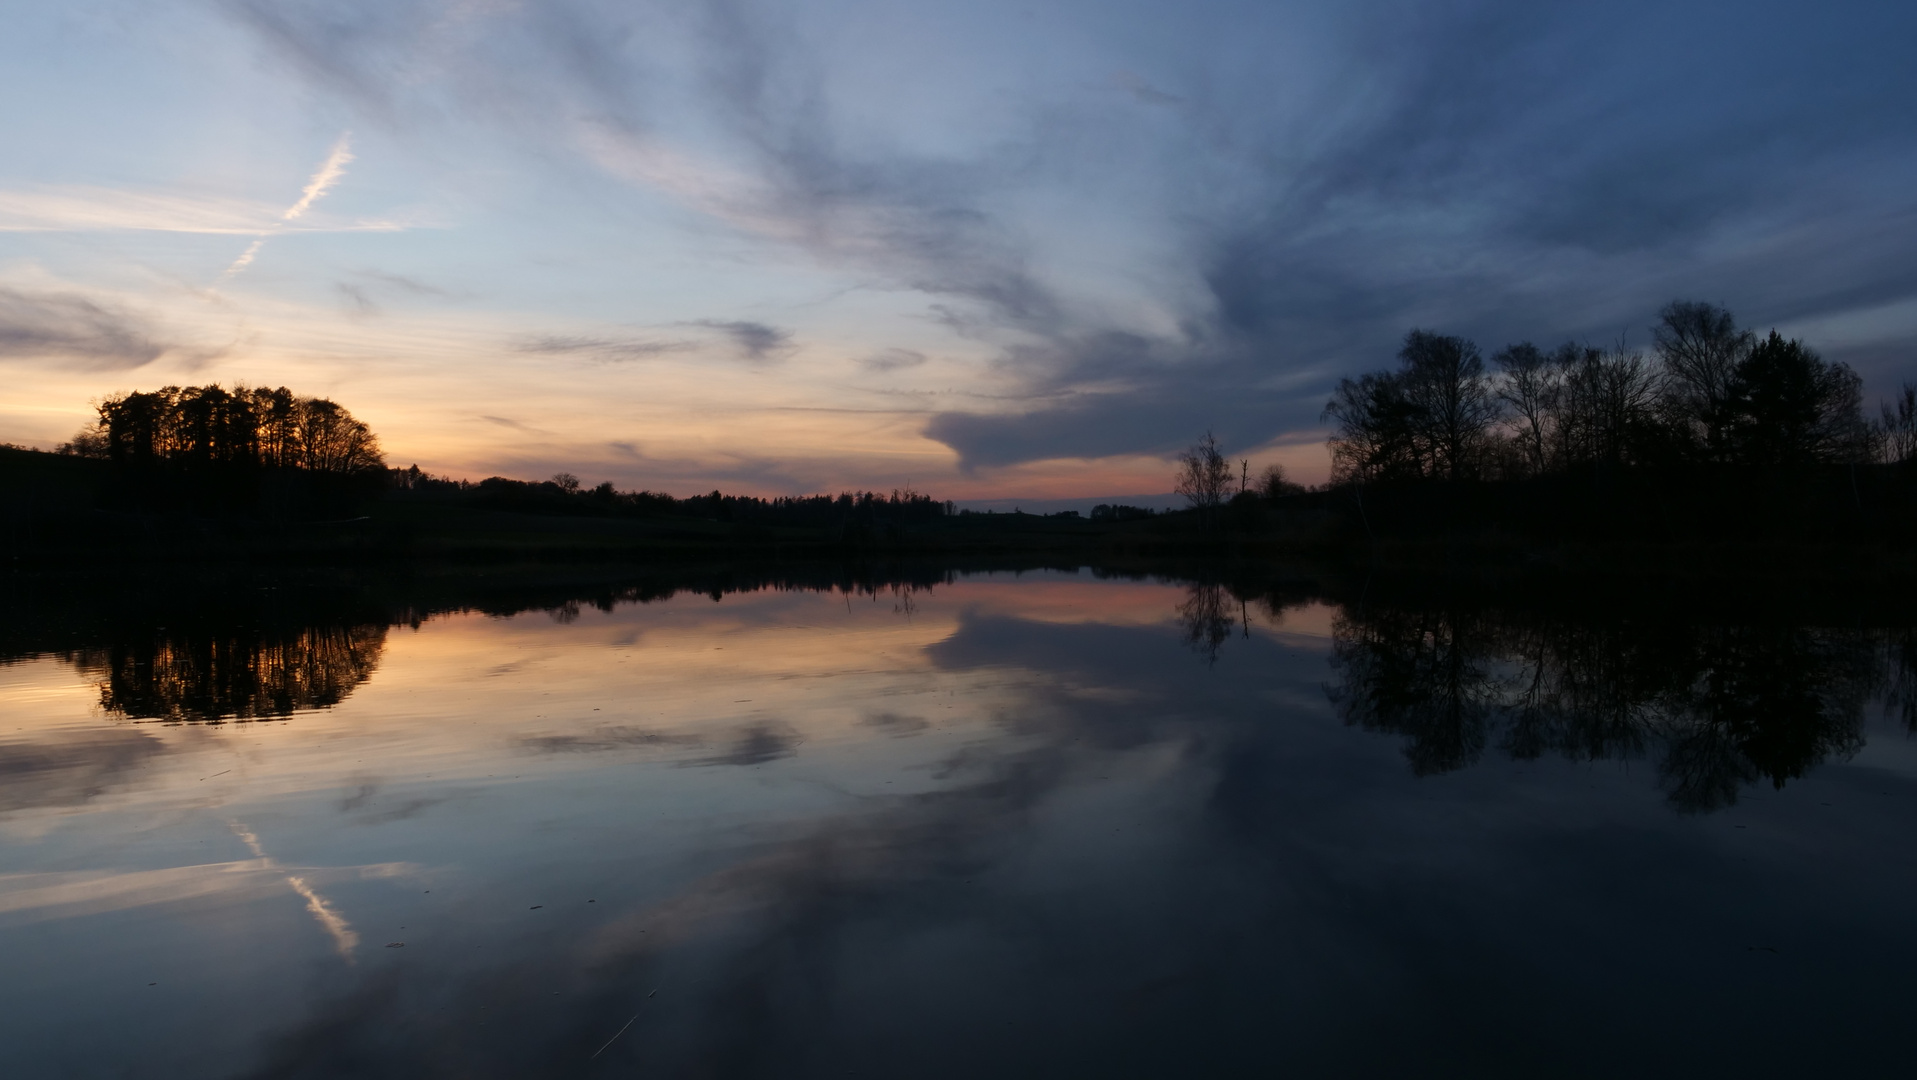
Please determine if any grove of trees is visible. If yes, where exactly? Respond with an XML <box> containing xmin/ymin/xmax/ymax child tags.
<box><xmin>62</xmin><ymin>384</ymin><xmax>385</xmax><ymax>515</ymax></box>
<box><xmin>1322</xmin><ymin>300</ymin><xmax>1912</xmax><ymax>484</ymax></box>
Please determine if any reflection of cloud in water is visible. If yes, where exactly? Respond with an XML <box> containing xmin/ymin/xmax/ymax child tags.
<box><xmin>518</xmin><ymin>721</ymin><xmax>802</xmax><ymax>766</ymax></box>
<box><xmin>230</xmin><ymin>822</ymin><xmax>360</xmax><ymax>963</ymax></box>
<box><xmin>861</xmin><ymin>711</ymin><xmax>929</xmax><ymax>736</ymax></box>
<box><xmin>519</xmin><ymin>725</ymin><xmax>695</xmax><ymax>755</ymax></box>
<box><xmin>688</xmin><ymin>721</ymin><xmax>801</xmax><ymax>767</ymax></box>
<box><xmin>0</xmin><ymin>860</ymin><xmax>416</xmax><ymax>925</ymax></box>
<box><xmin>240</xmin><ymin>725</ymin><xmax>1073</xmax><ymax>1078</ymax></box>
<box><xmin>0</xmin><ymin>729</ymin><xmax>166</xmax><ymax>812</ymax></box>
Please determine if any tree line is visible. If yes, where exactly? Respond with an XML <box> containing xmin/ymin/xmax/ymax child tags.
<box><xmin>60</xmin><ymin>384</ymin><xmax>386</xmax><ymax>516</ymax></box>
<box><xmin>392</xmin><ymin>465</ymin><xmax>953</xmax><ymax>528</ymax></box>
<box><xmin>1323</xmin><ymin>300</ymin><xmax>1916</xmax><ymax>483</ymax></box>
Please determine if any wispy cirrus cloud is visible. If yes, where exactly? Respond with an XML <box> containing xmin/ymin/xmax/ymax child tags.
<box><xmin>515</xmin><ymin>334</ymin><xmax>697</xmax><ymax>363</ymax></box>
<box><xmin>0</xmin><ymin>186</ymin><xmax>404</xmax><ymax>235</ymax></box>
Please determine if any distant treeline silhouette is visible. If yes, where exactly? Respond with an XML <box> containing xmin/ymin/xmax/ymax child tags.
<box><xmin>61</xmin><ymin>384</ymin><xmax>385</xmax><ymax>517</ymax></box>
<box><xmin>1324</xmin><ymin>300</ymin><xmax>1916</xmax><ymax>482</ymax></box>
<box><xmin>391</xmin><ymin>465</ymin><xmax>953</xmax><ymax>529</ymax></box>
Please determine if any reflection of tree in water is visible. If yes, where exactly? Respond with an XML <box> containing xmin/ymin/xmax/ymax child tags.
<box><xmin>67</xmin><ymin>624</ymin><xmax>387</xmax><ymax>723</ymax></box>
<box><xmin>1176</xmin><ymin>584</ymin><xmax>1242</xmax><ymax>664</ymax></box>
<box><xmin>1884</xmin><ymin>626</ymin><xmax>1917</xmax><ymax>734</ymax></box>
<box><xmin>1326</xmin><ymin>608</ymin><xmax>1497</xmax><ymax>774</ymax></box>
<box><xmin>1328</xmin><ymin>607</ymin><xmax>1894</xmax><ymax>811</ymax></box>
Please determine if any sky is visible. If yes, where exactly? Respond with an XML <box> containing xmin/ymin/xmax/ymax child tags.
<box><xmin>1</xmin><ymin>0</ymin><xmax>1914</xmax><ymax>498</ymax></box>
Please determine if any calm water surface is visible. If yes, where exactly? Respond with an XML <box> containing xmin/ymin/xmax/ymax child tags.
<box><xmin>3</xmin><ymin>569</ymin><xmax>1915</xmax><ymax>1077</ymax></box>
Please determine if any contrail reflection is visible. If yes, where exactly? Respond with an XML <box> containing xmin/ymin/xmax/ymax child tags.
<box><xmin>229</xmin><ymin>821</ymin><xmax>359</xmax><ymax>962</ymax></box>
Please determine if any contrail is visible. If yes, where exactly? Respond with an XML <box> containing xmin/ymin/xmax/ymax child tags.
<box><xmin>281</xmin><ymin>135</ymin><xmax>354</xmax><ymax>222</ymax></box>
<box><xmin>221</xmin><ymin>132</ymin><xmax>354</xmax><ymax>280</ymax></box>
<box><xmin>224</xmin><ymin>238</ymin><xmax>267</xmax><ymax>276</ymax></box>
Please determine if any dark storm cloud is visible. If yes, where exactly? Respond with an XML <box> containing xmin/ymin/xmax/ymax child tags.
<box><xmin>0</xmin><ymin>287</ymin><xmax>169</xmax><ymax>370</ymax></box>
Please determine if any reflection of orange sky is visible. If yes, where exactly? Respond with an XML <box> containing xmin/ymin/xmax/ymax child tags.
<box><xmin>0</xmin><ymin>576</ymin><xmax>1333</xmax><ymax>839</ymax></box>
<box><xmin>937</xmin><ymin>574</ymin><xmax>1188</xmax><ymax>626</ymax></box>
<box><xmin>0</xmin><ymin>575</ymin><xmax>1342</xmax><ymax>937</ymax></box>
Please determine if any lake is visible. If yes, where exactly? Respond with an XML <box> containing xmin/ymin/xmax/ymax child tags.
<box><xmin>3</xmin><ymin>566</ymin><xmax>1914</xmax><ymax>1077</ymax></box>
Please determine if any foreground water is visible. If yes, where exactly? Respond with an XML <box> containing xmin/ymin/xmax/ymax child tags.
<box><xmin>3</xmin><ymin>569</ymin><xmax>1914</xmax><ymax>1078</ymax></box>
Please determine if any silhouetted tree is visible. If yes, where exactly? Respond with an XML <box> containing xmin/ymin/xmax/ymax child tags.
<box><xmin>1174</xmin><ymin>430</ymin><xmax>1234</xmax><ymax>521</ymax></box>
<box><xmin>1552</xmin><ymin>342</ymin><xmax>1662</xmax><ymax>468</ymax></box>
<box><xmin>1654</xmin><ymin>300</ymin><xmax>1752</xmax><ymax>461</ymax></box>
<box><xmin>1327</xmin><ymin>331</ymin><xmax>1501</xmax><ymax>482</ymax></box>
<box><xmin>55</xmin><ymin>419</ymin><xmax>109</xmax><ymax>459</ymax></box>
<box><xmin>1324</xmin><ymin>372</ymin><xmax>1423</xmax><ymax>483</ymax></box>
<box><xmin>1492</xmin><ymin>342</ymin><xmax>1559</xmax><ymax>477</ymax></box>
<box><xmin>1399</xmin><ymin>330</ymin><xmax>1501</xmax><ymax>480</ymax></box>
<box><xmin>1257</xmin><ymin>462</ymin><xmax>1305</xmax><ymax>500</ymax></box>
<box><xmin>1880</xmin><ymin>383</ymin><xmax>1917</xmax><ymax>464</ymax></box>
<box><xmin>1722</xmin><ymin>332</ymin><xmax>1869</xmax><ymax>465</ymax></box>
<box><xmin>292</xmin><ymin>397</ymin><xmax>383</xmax><ymax>474</ymax></box>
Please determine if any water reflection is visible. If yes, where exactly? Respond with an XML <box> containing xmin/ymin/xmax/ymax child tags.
<box><xmin>2</xmin><ymin>567</ymin><xmax>1915</xmax><ymax>1078</ymax></box>
<box><xmin>1174</xmin><ymin>582</ymin><xmax>1247</xmax><ymax>662</ymax></box>
<box><xmin>66</xmin><ymin>625</ymin><xmax>387</xmax><ymax>724</ymax></box>
<box><xmin>1326</xmin><ymin>602</ymin><xmax>1903</xmax><ymax>811</ymax></box>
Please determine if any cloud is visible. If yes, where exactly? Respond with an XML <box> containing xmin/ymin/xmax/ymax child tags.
<box><xmin>0</xmin><ymin>287</ymin><xmax>170</xmax><ymax>370</ymax></box>
<box><xmin>336</xmin><ymin>281</ymin><xmax>378</xmax><ymax>315</ymax></box>
<box><xmin>514</xmin><ymin>334</ymin><xmax>697</xmax><ymax>362</ymax></box>
<box><xmin>1113</xmin><ymin>70</ymin><xmax>1183</xmax><ymax>107</ymax></box>
<box><xmin>478</xmin><ymin>415</ymin><xmax>542</xmax><ymax>433</ymax></box>
<box><xmin>860</xmin><ymin>348</ymin><xmax>927</xmax><ymax>372</ymax></box>
<box><xmin>349</xmin><ymin>269</ymin><xmax>450</xmax><ymax>296</ymax></box>
<box><xmin>222</xmin><ymin>0</ymin><xmax>1917</xmax><ymax>473</ymax></box>
<box><xmin>0</xmin><ymin>185</ymin><xmax>409</xmax><ymax>235</ymax></box>
<box><xmin>692</xmin><ymin>319</ymin><xmax>795</xmax><ymax>362</ymax></box>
